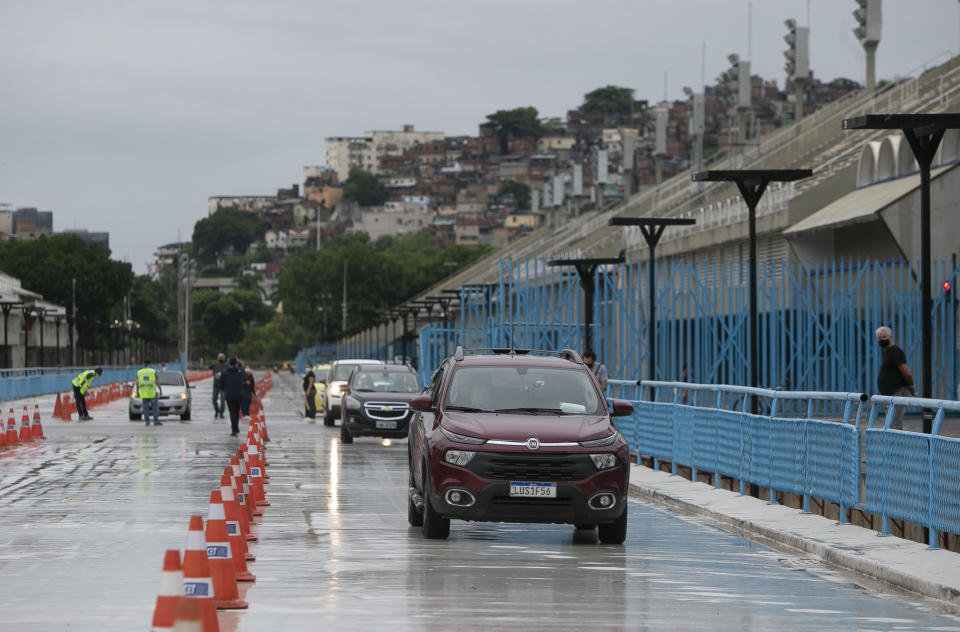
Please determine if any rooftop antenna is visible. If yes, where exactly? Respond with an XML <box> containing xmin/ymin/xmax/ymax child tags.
<box><xmin>701</xmin><ymin>40</ymin><xmax>706</xmax><ymax>91</ymax></box>
<box><xmin>663</xmin><ymin>71</ymin><xmax>668</xmax><ymax>101</ymax></box>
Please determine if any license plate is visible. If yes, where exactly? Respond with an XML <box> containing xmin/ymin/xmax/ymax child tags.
<box><xmin>509</xmin><ymin>482</ymin><xmax>557</xmax><ymax>498</ymax></box>
<box><xmin>376</xmin><ymin>420</ymin><xmax>397</xmax><ymax>429</ymax></box>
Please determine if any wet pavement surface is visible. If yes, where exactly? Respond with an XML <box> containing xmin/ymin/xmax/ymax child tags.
<box><xmin>1</xmin><ymin>373</ymin><xmax>959</xmax><ymax>631</ymax></box>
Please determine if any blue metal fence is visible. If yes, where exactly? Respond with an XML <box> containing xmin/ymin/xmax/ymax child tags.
<box><xmin>597</xmin><ymin>258</ymin><xmax>960</xmax><ymax>401</ymax></box>
<box><xmin>863</xmin><ymin>395</ymin><xmax>960</xmax><ymax>546</ymax></box>
<box><xmin>610</xmin><ymin>379</ymin><xmax>959</xmax><ymax>546</ymax></box>
<box><xmin>0</xmin><ymin>366</ymin><xmax>143</xmax><ymax>402</ymax></box>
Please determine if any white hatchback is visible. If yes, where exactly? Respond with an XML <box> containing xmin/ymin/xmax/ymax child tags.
<box><xmin>322</xmin><ymin>359</ymin><xmax>383</xmax><ymax>426</ymax></box>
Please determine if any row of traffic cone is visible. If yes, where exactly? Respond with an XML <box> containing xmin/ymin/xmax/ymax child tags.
<box><xmin>53</xmin><ymin>381</ymin><xmax>128</xmax><ymax>422</ymax></box>
<box><xmin>0</xmin><ymin>404</ymin><xmax>45</xmax><ymax>448</ymax></box>
<box><xmin>151</xmin><ymin>399</ymin><xmax>272</xmax><ymax>630</ymax></box>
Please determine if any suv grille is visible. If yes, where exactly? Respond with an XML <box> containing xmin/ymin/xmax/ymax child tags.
<box><xmin>363</xmin><ymin>402</ymin><xmax>410</xmax><ymax>421</ymax></box>
<box><xmin>471</xmin><ymin>453</ymin><xmax>593</xmax><ymax>482</ymax></box>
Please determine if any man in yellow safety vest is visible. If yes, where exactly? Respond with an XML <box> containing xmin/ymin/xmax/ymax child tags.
<box><xmin>137</xmin><ymin>360</ymin><xmax>163</xmax><ymax>426</ymax></box>
<box><xmin>71</xmin><ymin>367</ymin><xmax>102</xmax><ymax>421</ymax></box>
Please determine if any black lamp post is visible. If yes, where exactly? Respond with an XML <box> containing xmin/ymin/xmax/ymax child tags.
<box><xmin>35</xmin><ymin>307</ymin><xmax>47</xmax><ymax>367</ymax></box>
<box><xmin>20</xmin><ymin>304</ymin><xmax>34</xmax><ymax>368</ymax></box>
<box><xmin>0</xmin><ymin>297</ymin><xmax>20</xmax><ymax>369</ymax></box>
<box><xmin>52</xmin><ymin>312</ymin><xmax>64</xmax><ymax>366</ymax></box>
<box><xmin>546</xmin><ymin>255</ymin><xmax>625</xmax><ymax>352</ymax></box>
<box><xmin>691</xmin><ymin>170</ymin><xmax>812</xmax><ymax>409</ymax></box>
<box><xmin>609</xmin><ymin>217</ymin><xmax>696</xmax><ymax>381</ymax></box>
<box><xmin>841</xmin><ymin>114</ymin><xmax>960</xmax><ymax>433</ymax></box>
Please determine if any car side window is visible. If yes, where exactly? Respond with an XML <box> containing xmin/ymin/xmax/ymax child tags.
<box><xmin>429</xmin><ymin>362</ymin><xmax>446</xmax><ymax>407</ymax></box>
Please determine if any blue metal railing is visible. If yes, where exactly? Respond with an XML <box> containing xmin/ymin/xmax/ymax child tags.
<box><xmin>864</xmin><ymin>395</ymin><xmax>960</xmax><ymax>547</ymax></box>
<box><xmin>0</xmin><ymin>366</ymin><xmax>145</xmax><ymax>402</ymax></box>
<box><xmin>610</xmin><ymin>379</ymin><xmax>960</xmax><ymax>548</ymax></box>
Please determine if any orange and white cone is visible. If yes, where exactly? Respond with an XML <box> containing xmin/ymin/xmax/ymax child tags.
<box><xmin>172</xmin><ymin>597</ymin><xmax>203</xmax><ymax>632</ymax></box>
<box><xmin>19</xmin><ymin>406</ymin><xmax>32</xmax><ymax>442</ymax></box>
<box><xmin>53</xmin><ymin>393</ymin><xmax>63</xmax><ymax>419</ymax></box>
<box><xmin>204</xmin><ymin>491</ymin><xmax>248</xmax><ymax>608</ymax></box>
<box><xmin>235</xmin><ymin>451</ymin><xmax>264</xmax><ymax>516</ymax></box>
<box><xmin>151</xmin><ymin>550</ymin><xmax>183</xmax><ymax>631</ymax></box>
<box><xmin>230</xmin><ymin>458</ymin><xmax>259</xmax><ymax>524</ymax></box>
<box><xmin>181</xmin><ymin>516</ymin><xmax>222</xmax><ymax>629</ymax></box>
<box><xmin>223</xmin><ymin>467</ymin><xmax>256</xmax><ymax>543</ymax></box>
<box><xmin>243</xmin><ymin>443</ymin><xmax>269</xmax><ymax>507</ymax></box>
<box><xmin>6</xmin><ymin>409</ymin><xmax>19</xmax><ymax>445</ymax></box>
<box><xmin>31</xmin><ymin>404</ymin><xmax>45</xmax><ymax>439</ymax></box>
<box><xmin>218</xmin><ymin>475</ymin><xmax>256</xmax><ymax>571</ymax></box>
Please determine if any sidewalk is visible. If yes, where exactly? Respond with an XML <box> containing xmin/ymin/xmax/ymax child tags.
<box><xmin>629</xmin><ymin>464</ymin><xmax>960</xmax><ymax>610</ymax></box>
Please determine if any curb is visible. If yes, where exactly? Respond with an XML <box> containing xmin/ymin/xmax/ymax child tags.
<box><xmin>628</xmin><ymin>464</ymin><xmax>960</xmax><ymax>609</ymax></box>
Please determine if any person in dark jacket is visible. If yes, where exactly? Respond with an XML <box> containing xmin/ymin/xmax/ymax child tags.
<box><xmin>241</xmin><ymin>368</ymin><xmax>256</xmax><ymax>418</ymax></box>
<box><xmin>221</xmin><ymin>357</ymin><xmax>245</xmax><ymax>436</ymax></box>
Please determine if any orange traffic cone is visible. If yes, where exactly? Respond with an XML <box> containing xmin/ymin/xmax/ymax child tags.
<box><xmin>222</xmin><ymin>468</ymin><xmax>256</xmax><ymax>544</ymax></box>
<box><xmin>31</xmin><ymin>404</ymin><xmax>44</xmax><ymax>439</ymax></box>
<box><xmin>182</xmin><ymin>516</ymin><xmax>222</xmax><ymax>629</ymax></box>
<box><xmin>204</xmin><ymin>491</ymin><xmax>247</xmax><ymax>609</ymax></box>
<box><xmin>233</xmin><ymin>453</ymin><xmax>262</xmax><ymax>517</ymax></box>
<box><xmin>19</xmin><ymin>406</ymin><xmax>32</xmax><ymax>441</ymax></box>
<box><xmin>6</xmin><ymin>409</ymin><xmax>19</xmax><ymax>445</ymax></box>
<box><xmin>244</xmin><ymin>442</ymin><xmax>269</xmax><ymax>507</ymax></box>
<box><xmin>53</xmin><ymin>393</ymin><xmax>62</xmax><ymax>419</ymax></box>
<box><xmin>151</xmin><ymin>550</ymin><xmax>183</xmax><ymax>631</ymax></box>
<box><xmin>213</xmin><ymin>484</ymin><xmax>255</xmax><ymax>580</ymax></box>
<box><xmin>60</xmin><ymin>395</ymin><xmax>73</xmax><ymax>421</ymax></box>
<box><xmin>172</xmin><ymin>597</ymin><xmax>203</xmax><ymax>632</ymax></box>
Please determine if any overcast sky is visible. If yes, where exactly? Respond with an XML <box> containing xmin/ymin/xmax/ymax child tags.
<box><xmin>1</xmin><ymin>0</ymin><xmax>957</xmax><ymax>274</ymax></box>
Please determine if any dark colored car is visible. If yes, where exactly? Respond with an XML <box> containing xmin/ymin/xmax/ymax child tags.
<box><xmin>340</xmin><ymin>364</ymin><xmax>421</xmax><ymax>444</ymax></box>
<box><xmin>407</xmin><ymin>347</ymin><xmax>634</xmax><ymax>543</ymax></box>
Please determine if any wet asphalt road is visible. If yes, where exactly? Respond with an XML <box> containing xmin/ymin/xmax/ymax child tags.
<box><xmin>0</xmin><ymin>373</ymin><xmax>958</xmax><ymax>631</ymax></box>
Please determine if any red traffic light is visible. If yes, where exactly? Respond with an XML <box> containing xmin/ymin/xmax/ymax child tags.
<box><xmin>945</xmin><ymin>281</ymin><xmax>953</xmax><ymax>292</ymax></box>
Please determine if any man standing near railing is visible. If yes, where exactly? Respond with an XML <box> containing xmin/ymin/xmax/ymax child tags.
<box><xmin>71</xmin><ymin>367</ymin><xmax>102</xmax><ymax>421</ymax></box>
<box><xmin>876</xmin><ymin>326</ymin><xmax>916</xmax><ymax>430</ymax></box>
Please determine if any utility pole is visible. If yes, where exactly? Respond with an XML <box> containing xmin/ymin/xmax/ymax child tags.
<box><xmin>342</xmin><ymin>261</ymin><xmax>348</xmax><ymax>332</ymax></box>
<box><xmin>70</xmin><ymin>277</ymin><xmax>77</xmax><ymax>366</ymax></box>
<box><xmin>853</xmin><ymin>0</ymin><xmax>882</xmax><ymax>91</ymax></box>
<box><xmin>784</xmin><ymin>19</ymin><xmax>810</xmax><ymax>122</ymax></box>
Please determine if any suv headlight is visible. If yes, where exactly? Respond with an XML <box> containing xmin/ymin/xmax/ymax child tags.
<box><xmin>439</xmin><ymin>425</ymin><xmax>486</xmax><ymax>445</ymax></box>
<box><xmin>180</xmin><ymin>393</ymin><xmax>187</xmax><ymax>399</ymax></box>
<box><xmin>443</xmin><ymin>450</ymin><xmax>477</xmax><ymax>467</ymax></box>
<box><xmin>580</xmin><ymin>433</ymin><xmax>618</xmax><ymax>448</ymax></box>
<box><xmin>589</xmin><ymin>454</ymin><xmax>618</xmax><ymax>470</ymax></box>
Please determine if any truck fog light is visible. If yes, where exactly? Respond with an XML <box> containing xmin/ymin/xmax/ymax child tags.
<box><xmin>444</xmin><ymin>488</ymin><xmax>475</xmax><ymax>507</ymax></box>
<box><xmin>588</xmin><ymin>492</ymin><xmax>617</xmax><ymax>510</ymax></box>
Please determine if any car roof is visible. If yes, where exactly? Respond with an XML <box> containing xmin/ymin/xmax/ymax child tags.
<box><xmin>354</xmin><ymin>364</ymin><xmax>415</xmax><ymax>373</ymax></box>
<box><xmin>456</xmin><ymin>353</ymin><xmax>581</xmax><ymax>369</ymax></box>
<box><xmin>332</xmin><ymin>359</ymin><xmax>383</xmax><ymax>365</ymax></box>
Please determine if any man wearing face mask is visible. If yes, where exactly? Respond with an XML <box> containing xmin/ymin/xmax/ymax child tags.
<box><xmin>875</xmin><ymin>326</ymin><xmax>915</xmax><ymax>430</ymax></box>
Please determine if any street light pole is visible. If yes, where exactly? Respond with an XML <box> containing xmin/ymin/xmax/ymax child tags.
<box><xmin>842</xmin><ymin>113</ymin><xmax>960</xmax><ymax>432</ymax></box>
<box><xmin>546</xmin><ymin>255</ymin><xmax>625</xmax><ymax>353</ymax></box>
<box><xmin>610</xmin><ymin>217</ymin><xmax>696</xmax><ymax>381</ymax></box>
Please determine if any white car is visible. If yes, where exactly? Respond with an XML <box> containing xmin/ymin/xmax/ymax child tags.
<box><xmin>129</xmin><ymin>370</ymin><xmax>193</xmax><ymax>421</ymax></box>
<box><xmin>322</xmin><ymin>359</ymin><xmax>383</xmax><ymax>426</ymax></box>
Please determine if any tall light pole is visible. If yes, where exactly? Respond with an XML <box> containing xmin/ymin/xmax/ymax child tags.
<box><xmin>853</xmin><ymin>0</ymin><xmax>882</xmax><ymax>91</ymax></box>
<box><xmin>683</xmin><ymin>87</ymin><xmax>704</xmax><ymax>184</ymax></box>
<box><xmin>722</xmin><ymin>54</ymin><xmax>751</xmax><ymax>163</ymax></box>
<box><xmin>784</xmin><ymin>19</ymin><xmax>810</xmax><ymax>122</ymax></box>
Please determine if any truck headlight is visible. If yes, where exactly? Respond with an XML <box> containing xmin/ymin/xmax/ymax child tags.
<box><xmin>589</xmin><ymin>454</ymin><xmax>618</xmax><ymax>470</ymax></box>
<box><xmin>443</xmin><ymin>450</ymin><xmax>476</xmax><ymax>467</ymax></box>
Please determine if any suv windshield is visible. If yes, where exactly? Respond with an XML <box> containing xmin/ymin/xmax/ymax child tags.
<box><xmin>156</xmin><ymin>371</ymin><xmax>185</xmax><ymax>386</ymax></box>
<box><xmin>352</xmin><ymin>370</ymin><xmax>419</xmax><ymax>393</ymax></box>
<box><xmin>332</xmin><ymin>364</ymin><xmax>362</xmax><ymax>381</ymax></box>
<box><xmin>445</xmin><ymin>365</ymin><xmax>602</xmax><ymax>415</ymax></box>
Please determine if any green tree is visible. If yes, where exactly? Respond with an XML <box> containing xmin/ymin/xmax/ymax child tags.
<box><xmin>236</xmin><ymin>315</ymin><xmax>311</xmax><ymax>363</ymax></box>
<box><xmin>485</xmin><ymin>106</ymin><xmax>544</xmax><ymax>153</ymax></box>
<box><xmin>192</xmin><ymin>289</ymin><xmax>273</xmax><ymax>354</ymax></box>
<box><xmin>192</xmin><ymin>206</ymin><xmax>266</xmax><ymax>264</ymax></box>
<box><xmin>0</xmin><ymin>234</ymin><xmax>135</xmax><ymax>347</ymax></box>
<box><xmin>581</xmin><ymin>85</ymin><xmax>634</xmax><ymax>116</ymax></box>
<box><xmin>342</xmin><ymin>168</ymin><xmax>387</xmax><ymax>207</ymax></box>
<box><xmin>500</xmin><ymin>179</ymin><xmax>531</xmax><ymax>209</ymax></box>
<box><xmin>278</xmin><ymin>232</ymin><xmax>493</xmax><ymax>339</ymax></box>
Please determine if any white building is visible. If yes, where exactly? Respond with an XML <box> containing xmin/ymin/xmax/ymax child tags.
<box><xmin>324</xmin><ymin>125</ymin><xmax>444</xmax><ymax>182</ymax></box>
<box><xmin>347</xmin><ymin>205</ymin><xmax>428</xmax><ymax>241</ymax></box>
<box><xmin>208</xmin><ymin>195</ymin><xmax>276</xmax><ymax>216</ymax></box>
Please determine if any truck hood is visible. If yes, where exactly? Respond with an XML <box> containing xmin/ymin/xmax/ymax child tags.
<box><xmin>441</xmin><ymin>410</ymin><xmax>610</xmax><ymax>443</ymax></box>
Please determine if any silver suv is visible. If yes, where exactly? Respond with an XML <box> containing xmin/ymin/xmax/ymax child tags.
<box><xmin>322</xmin><ymin>359</ymin><xmax>383</xmax><ymax>426</ymax></box>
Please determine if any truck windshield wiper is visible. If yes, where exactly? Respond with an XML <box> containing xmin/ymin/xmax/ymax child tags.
<box><xmin>492</xmin><ymin>407</ymin><xmax>564</xmax><ymax>415</ymax></box>
<box><xmin>444</xmin><ymin>405</ymin><xmax>488</xmax><ymax>413</ymax></box>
